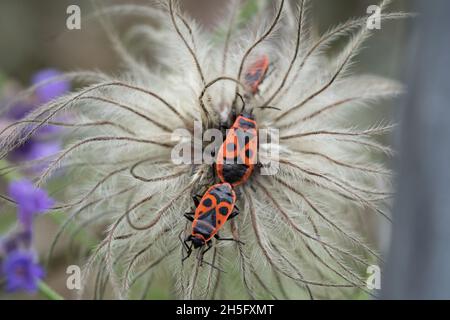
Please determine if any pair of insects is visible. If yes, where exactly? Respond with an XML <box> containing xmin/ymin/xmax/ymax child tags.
<box><xmin>181</xmin><ymin>55</ymin><xmax>270</xmax><ymax>263</ymax></box>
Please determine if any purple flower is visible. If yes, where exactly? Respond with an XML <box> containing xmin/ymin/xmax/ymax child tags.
<box><xmin>9</xmin><ymin>138</ymin><xmax>36</xmax><ymax>162</ymax></box>
<box><xmin>31</xmin><ymin>69</ymin><xmax>70</xmax><ymax>104</ymax></box>
<box><xmin>0</xmin><ymin>231</ymin><xmax>32</xmax><ymax>254</ymax></box>
<box><xmin>27</xmin><ymin>141</ymin><xmax>60</xmax><ymax>161</ymax></box>
<box><xmin>8</xmin><ymin>180</ymin><xmax>55</xmax><ymax>231</ymax></box>
<box><xmin>3</xmin><ymin>69</ymin><xmax>68</xmax><ymax>169</ymax></box>
<box><xmin>2</xmin><ymin>250</ymin><xmax>44</xmax><ymax>293</ymax></box>
<box><xmin>5</xmin><ymin>101</ymin><xmax>34</xmax><ymax>120</ymax></box>
<box><xmin>8</xmin><ymin>131</ymin><xmax>61</xmax><ymax>165</ymax></box>
<box><xmin>24</xmin><ymin>141</ymin><xmax>61</xmax><ymax>173</ymax></box>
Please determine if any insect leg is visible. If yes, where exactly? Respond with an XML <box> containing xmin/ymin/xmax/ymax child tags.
<box><xmin>179</xmin><ymin>232</ymin><xmax>190</xmax><ymax>251</ymax></box>
<box><xmin>181</xmin><ymin>235</ymin><xmax>193</xmax><ymax>262</ymax></box>
<box><xmin>184</xmin><ymin>212</ymin><xmax>195</xmax><ymax>222</ymax></box>
<box><xmin>192</xmin><ymin>195</ymin><xmax>202</xmax><ymax>207</ymax></box>
<box><xmin>197</xmin><ymin>241</ymin><xmax>212</xmax><ymax>267</ymax></box>
<box><xmin>229</xmin><ymin>206</ymin><xmax>240</xmax><ymax>220</ymax></box>
<box><xmin>203</xmin><ymin>241</ymin><xmax>213</xmax><ymax>255</ymax></box>
<box><xmin>199</xmin><ymin>258</ymin><xmax>225</xmax><ymax>272</ymax></box>
<box><xmin>214</xmin><ymin>233</ymin><xmax>245</xmax><ymax>245</ymax></box>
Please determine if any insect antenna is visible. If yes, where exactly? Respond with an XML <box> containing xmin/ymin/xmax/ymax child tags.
<box><xmin>204</xmin><ymin>246</ymin><xmax>219</xmax><ymax>298</ymax></box>
<box><xmin>180</xmin><ymin>232</ymin><xmax>193</xmax><ymax>263</ymax></box>
<box><xmin>199</xmin><ymin>258</ymin><xmax>226</xmax><ymax>273</ymax></box>
<box><xmin>197</xmin><ymin>249</ymin><xmax>226</xmax><ymax>273</ymax></box>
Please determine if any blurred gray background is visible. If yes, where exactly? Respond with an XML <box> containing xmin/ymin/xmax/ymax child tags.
<box><xmin>0</xmin><ymin>0</ymin><xmax>412</xmax><ymax>82</ymax></box>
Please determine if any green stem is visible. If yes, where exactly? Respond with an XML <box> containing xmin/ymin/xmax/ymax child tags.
<box><xmin>38</xmin><ymin>281</ymin><xmax>64</xmax><ymax>300</ymax></box>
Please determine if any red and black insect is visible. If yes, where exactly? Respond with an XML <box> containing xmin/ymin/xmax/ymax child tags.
<box><xmin>182</xmin><ymin>183</ymin><xmax>241</xmax><ymax>262</ymax></box>
<box><xmin>216</xmin><ymin>113</ymin><xmax>258</xmax><ymax>187</ymax></box>
<box><xmin>215</xmin><ymin>55</ymin><xmax>277</xmax><ymax>187</ymax></box>
<box><xmin>244</xmin><ymin>54</ymin><xmax>270</xmax><ymax>95</ymax></box>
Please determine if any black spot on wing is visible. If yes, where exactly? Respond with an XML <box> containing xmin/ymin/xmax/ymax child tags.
<box><xmin>202</xmin><ymin>198</ymin><xmax>212</xmax><ymax>207</ymax></box>
<box><xmin>210</xmin><ymin>184</ymin><xmax>234</xmax><ymax>204</ymax></box>
<box><xmin>195</xmin><ymin>209</ymin><xmax>216</xmax><ymax>237</ymax></box>
<box><xmin>219</xmin><ymin>207</ymin><xmax>229</xmax><ymax>216</ymax></box>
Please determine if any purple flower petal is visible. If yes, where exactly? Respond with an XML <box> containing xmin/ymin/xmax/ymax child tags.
<box><xmin>36</xmin><ymin>121</ymin><xmax>62</xmax><ymax>136</ymax></box>
<box><xmin>9</xmin><ymin>137</ymin><xmax>61</xmax><ymax>166</ymax></box>
<box><xmin>8</xmin><ymin>180</ymin><xmax>55</xmax><ymax>230</ymax></box>
<box><xmin>0</xmin><ymin>230</ymin><xmax>33</xmax><ymax>254</ymax></box>
<box><xmin>9</xmin><ymin>138</ymin><xmax>36</xmax><ymax>162</ymax></box>
<box><xmin>27</xmin><ymin>141</ymin><xmax>61</xmax><ymax>162</ymax></box>
<box><xmin>5</xmin><ymin>101</ymin><xmax>34</xmax><ymax>120</ymax></box>
<box><xmin>31</xmin><ymin>69</ymin><xmax>70</xmax><ymax>104</ymax></box>
<box><xmin>2</xmin><ymin>250</ymin><xmax>44</xmax><ymax>293</ymax></box>
<box><xmin>27</xmin><ymin>141</ymin><xmax>61</xmax><ymax>173</ymax></box>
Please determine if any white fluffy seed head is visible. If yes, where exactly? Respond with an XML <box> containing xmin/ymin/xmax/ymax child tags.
<box><xmin>0</xmin><ymin>0</ymin><xmax>410</xmax><ymax>299</ymax></box>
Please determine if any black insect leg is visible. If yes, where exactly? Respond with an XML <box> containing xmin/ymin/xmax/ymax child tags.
<box><xmin>196</xmin><ymin>241</ymin><xmax>212</xmax><ymax>267</ymax></box>
<box><xmin>192</xmin><ymin>195</ymin><xmax>202</xmax><ymax>207</ymax></box>
<box><xmin>214</xmin><ymin>233</ymin><xmax>245</xmax><ymax>245</ymax></box>
<box><xmin>184</xmin><ymin>212</ymin><xmax>194</xmax><ymax>222</ymax></box>
<box><xmin>197</xmin><ymin>241</ymin><xmax>225</xmax><ymax>272</ymax></box>
<box><xmin>180</xmin><ymin>235</ymin><xmax>193</xmax><ymax>262</ymax></box>
<box><xmin>228</xmin><ymin>206</ymin><xmax>240</xmax><ymax>220</ymax></box>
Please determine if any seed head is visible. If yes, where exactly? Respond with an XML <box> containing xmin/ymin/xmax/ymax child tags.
<box><xmin>0</xmin><ymin>0</ymin><xmax>410</xmax><ymax>299</ymax></box>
